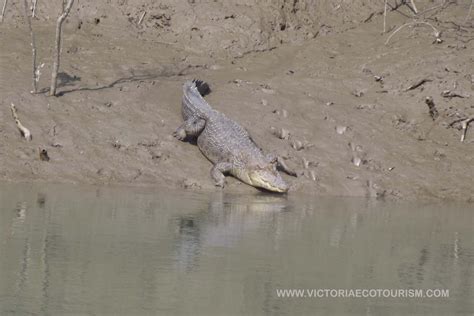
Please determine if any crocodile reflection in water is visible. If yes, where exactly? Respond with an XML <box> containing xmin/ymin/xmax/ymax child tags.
<box><xmin>173</xmin><ymin>193</ymin><xmax>290</xmax><ymax>271</ymax></box>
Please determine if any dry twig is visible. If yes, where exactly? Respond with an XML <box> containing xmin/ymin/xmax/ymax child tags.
<box><xmin>404</xmin><ymin>78</ymin><xmax>432</xmax><ymax>91</ymax></box>
<box><xmin>0</xmin><ymin>0</ymin><xmax>7</xmax><ymax>23</ymax></box>
<box><xmin>137</xmin><ymin>11</ymin><xmax>146</xmax><ymax>26</ymax></box>
<box><xmin>10</xmin><ymin>103</ymin><xmax>32</xmax><ymax>140</ymax></box>
<box><xmin>449</xmin><ymin>116</ymin><xmax>474</xmax><ymax>142</ymax></box>
<box><xmin>32</xmin><ymin>0</ymin><xmax>38</xmax><ymax>18</ymax></box>
<box><xmin>385</xmin><ymin>21</ymin><xmax>440</xmax><ymax>45</ymax></box>
<box><xmin>408</xmin><ymin>0</ymin><xmax>418</xmax><ymax>14</ymax></box>
<box><xmin>460</xmin><ymin>117</ymin><xmax>474</xmax><ymax>142</ymax></box>
<box><xmin>441</xmin><ymin>90</ymin><xmax>470</xmax><ymax>98</ymax></box>
<box><xmin>50</xmin><ymin>0</ymin><xmax>75</xmax><ymax>96</ymax></box>
<box><xmin>363</xmin><ymin>12</ymin><xmax>375</xmax><ymax>23</ymax></box>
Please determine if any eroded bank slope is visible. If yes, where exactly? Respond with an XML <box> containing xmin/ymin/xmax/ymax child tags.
<box><xmin>0</xmin><ymin>1</ymin><xmax>473</xmax><ymax>201</ymax></box>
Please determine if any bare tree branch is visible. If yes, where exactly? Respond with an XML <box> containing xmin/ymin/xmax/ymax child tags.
<box><xmin>0</xmin><ymin>0</ymin><xmax>8</xmax><ymax>23</ymax></box>
<box><xmin>50</xmin><ymin>0</ymin><xmax>75</xmax><ymax>96</ymax></box>
<box><xmin>23</xmin><ymin>0</ymin><xmax>38</xmax><ymax>93</ymax></box>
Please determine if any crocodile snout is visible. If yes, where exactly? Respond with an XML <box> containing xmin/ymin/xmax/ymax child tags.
<box><xmin>249</xmin><ymin>169</ymin><xmax>289</xmax><ymax>193</ymax></box>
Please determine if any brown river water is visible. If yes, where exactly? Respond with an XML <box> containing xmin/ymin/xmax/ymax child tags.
<box><xmin>0</xmin><ymin>183</ymin><xmax>473</xmax><ymax>315</ymax></box>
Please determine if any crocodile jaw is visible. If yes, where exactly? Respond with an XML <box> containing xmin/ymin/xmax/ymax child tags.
<box><xmin>247</xmin><ymin>169</ymin><xmax>289</xmax><ymax>193</ymax></box>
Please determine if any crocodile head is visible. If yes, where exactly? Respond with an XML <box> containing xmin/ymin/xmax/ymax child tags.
<box><xmin>246</xmin><ymin>165</ymin><xmax>289</xmax><ymax>193</ymax></box>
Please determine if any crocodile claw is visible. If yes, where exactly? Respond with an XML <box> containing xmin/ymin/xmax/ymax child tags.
<box><xmin>173</xmin><ymin>128</ymin><xmax>186</xmax><ymax>141</ymax></box>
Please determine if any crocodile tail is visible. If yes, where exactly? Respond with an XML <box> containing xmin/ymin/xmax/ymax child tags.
<box><xmin>182</xmin><ymin>79</ymin><xmax>213</xmax><ymax>119</ymax></box>
<box><xmin>193</xmin><ymin>79</ymin><xmax>211</xmax><ymax>96</ymax></box>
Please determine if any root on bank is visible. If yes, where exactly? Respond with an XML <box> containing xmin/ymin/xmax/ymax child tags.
<box><xmin>10</xmin><ymin>103</ymin><xmax>32</xmax><ymax>141</ymax></box>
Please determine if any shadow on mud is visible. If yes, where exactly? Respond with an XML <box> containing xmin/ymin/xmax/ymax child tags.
<box><xmin>55</xmin><ymin>64</ymin><xmax>205</xmax><ymax>96</ymax></box>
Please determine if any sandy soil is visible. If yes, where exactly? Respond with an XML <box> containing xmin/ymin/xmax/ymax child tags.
<box><xmin>0</xmin><ymin>0</ymin><xmax>473</xmax><ymax>201</ymax></box>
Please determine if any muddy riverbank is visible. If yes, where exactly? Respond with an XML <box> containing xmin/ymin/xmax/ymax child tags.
<box><xmin>0</xmin><ymin>0</ymin><xmax>473</xmax><ymax>201</ymax></box>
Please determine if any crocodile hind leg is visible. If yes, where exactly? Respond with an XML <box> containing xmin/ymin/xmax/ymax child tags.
<box><xmin>266</xmin><ymin>154</ymin><xmax>297</xmax><ymax>177</ymax></box>
<box><xmin>210</xmin><ymin>162</ymin><xmax>233</xmax><ymax>187</ymax></box>
<box><xmin>173</xmin><ymin>118</ymin><xmax>206</xmax><ymax>140</ymax></box>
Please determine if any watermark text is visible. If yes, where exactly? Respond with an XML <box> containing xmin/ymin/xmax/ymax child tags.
<box><xmin>276</xmin><ymin>288</ymin><xmax>449</xmax><ymax>299</ymax></box>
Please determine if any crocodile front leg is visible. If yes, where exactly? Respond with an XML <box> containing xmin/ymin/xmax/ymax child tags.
<box><xmin>266</xmin><ymin>154</ymin><xmax>297</xmax><ymax>177</ymax></box>
<box><xmin>211</xmin><ymin>162</ymin><xmax>233</xmax><ymax>187</ymax></box>
<box><xmin>173</xmin><ymin>118</ymin><xmax>206</xmax><ymax>140</ymax></box>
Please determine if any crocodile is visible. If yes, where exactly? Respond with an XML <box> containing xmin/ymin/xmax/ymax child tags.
<box><xmin>173</xmin><ymin>80</ymin><xmax>296</xmax><ymax>193</ymax></box>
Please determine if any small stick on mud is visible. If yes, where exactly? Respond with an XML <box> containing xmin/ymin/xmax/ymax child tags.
<box><xmin>363</xmin><ymin>12</ymin><xmax>375</xmax><ymax>23</ymax></box>
<box><xmin>460</xmin><ymin>117</ymin><xmax>474</xmax><ymax>142</ymax></box>
<box><xmin>385</xmin><ymin>21</ymin><xmax>440</xmax><ymax>45</ymax></box>
<box><xmin>425</xmin><ymin>96</ymin><xmax>438</xmax><ymax>120</ymax></box>
<box><xmin>404</xmin><ymin>78</ymin><xmax>432</xmax><ymax>91</ymax></box>
<box><xmin>408</xmin><ymin>0</ymin><xmax>418</xmax><ymax>14</ymax></box>
<box><xmin>137</xmin><ymin>11</ymin><xmax>146</xmax><ymax>26</ymax></box>
<box><xmin>10</xmin><ymin>103</ymin><xmax>32</xmax><ymax>140</ymax></box>
<box><xmin>23</xmin><ymin>0</ymin><xmax>38</xmax><ymax>93</ymax></box>
<box><xmin>50</xmin><ymin>0</ymin><xmax>75</xmax><ymax>96</ymax></box>
<box><xmin>383</xmin><ymin>0</ymin><xmax>388</xmax><ymax>33</ymax></box>
<box><xmin>32</xmin><ymin>0</ymin><xmax>38</xmax><ymax>18</ymax></box>
<box><xmin>0</xmin><ymin>0</ymin><xmax>7</xmax><ymax>23</ymax></box>
<box><xmin>441</xmin><ymin>90</ymin><xmax>470</xmax><ymax>99</ymax></box>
